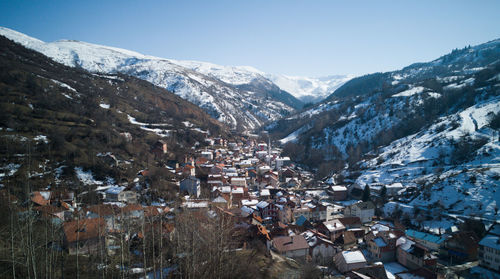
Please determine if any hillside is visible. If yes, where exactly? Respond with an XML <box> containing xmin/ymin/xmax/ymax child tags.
<box><xmin>267</xmin><ymin>39</ymin><xmax>500</xmax><ymax>217</ymax></box>
<box><xmin>0</xmin><ymin>27</ymin><xmax>303</xmax><ymax>131</ymax></box>
<box><xmin>0</xmin><ymin>34</ymin><xmax>227</xmax><ymax>195</ymax></box>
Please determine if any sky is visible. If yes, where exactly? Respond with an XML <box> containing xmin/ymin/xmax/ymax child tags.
<box><xmin>1</xmin><ymin>0</ymin><xmax>499</xmax><ymax>77</ymax></box>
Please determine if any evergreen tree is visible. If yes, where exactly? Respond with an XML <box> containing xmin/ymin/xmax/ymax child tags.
<box><xmin>362</xmin><ymin>185</ymin><xmax>371</xmax><ymax>202</ymax></box>
<box><xmin>380</xmin><ymin>185</ymin><xmax>387</xmax><ymax>202</ymax></box>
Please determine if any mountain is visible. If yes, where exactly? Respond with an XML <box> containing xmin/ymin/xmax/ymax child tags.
<box><xmin>0</xmin><ymin>27</ymin><xmax>302</xmax><ymax>131</ymax></box>
<box><xmin>269</xmin><ymin>38</ymin><xmax>500</xmax><ymax>218</ymax></box>
<box><xmin>266</xmin><ymin>74</ymin><xmax>354</xmax><ymax>103</ymax></box>
<box><xmin>0</xmin><ymin>34</ymin><xmax>227</xmax><ymax>191</ymax></box>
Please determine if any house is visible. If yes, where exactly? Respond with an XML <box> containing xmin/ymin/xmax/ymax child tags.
<box><xmin>395</xmin><ymin>268</ymin><xmax>437</xmax><ymax>279</ymax></box>
<box><xmin>284</xmin><ymin>177</ymin><xmax>300</xmax><ymax>188</ymax></box>
<box><xmin>255</xmin><ymin>201</ymin><xmax>277</xmax><ymax>220</ymax></box>
<box><xmin>344</xmin><ymin>201</ymin><xmax>375</xmax><ymax>223</ymax></box>
<box><xmin>200</xmin><ymin>151</ymin><xmax>213</xmax><ymax>160</ymax></box>
<box><xmin>34</xmin><ymin>205</ymin><xmax>67</xmax><ymax>224</ymax></box>
<box><xmin>345</xmin><ymin>265</ymin><xmax>389</xmax><ymax>279</ymax></box>
<box><xmin>334</xmin><ymin>250</ymin><xmax>367</xmax><ymax>273</ymax></box>
<box><xmin>331</xmin><ymin>185</ymin><xmax>348</xmax><ymax>201</ymax></box>
<box><xmin>366</xmin><ymin>230</ymin><xmax>403</xmax><ymax>262</ymax></box>
<box><xmin>478</xmin><ymin>224</ymin><xmax>500</xmax><ymax>272</ymax></box>
<box><xmin>343</xmin><ymin>230</ymin><xmax>364</xmax><ymax>248</ymax></box>
<box><xmin>180</xmin><ymin>177</ymin><xmax>201</xmax><ymax>198</ymax></box>
<box><xmin>292</xmin><ymin>203</ymin><xmax>331</xmax><ymax>222</ymax></box>
<box><xmin>231</xmin><ymin>187</ymin><xmax>247</xmax><ymax>205</ymax></box>
<box><xmin>338</xmin><ymin>217</ymin><xmax>362</xmax><ymax>230</ymax></box>
<box><xmin>151</xmin><ymin>140</ymin><xmax>168</xmax><ymax>158</ymax></box>
<box><xmin>275</xmin><ymin>157</ymin><xmax>291</xmax><ymax>169</ymax></box>
<box><xmin>260</xmin><ymin>189</ymin><xmax>271</xmax><ymax>198</ymax></box>
<box><xmin>385</xmin><ymin>183</ymin><xmax>405</xmax><ymax>196</ymax></box>
<box><xmin>178</xmin><ymin>163</ymin><xmax>196</xmax><ymax>177</ymax></box>
<box><xmin>31</xmin><ymin>191</ymin><xmax>51</xmax><ymax>206</ymax></box>
<box><xmin>442</xmin><ymin>231</ymin><xmax>479</xmax><ymax>262</ymax></box>
<box><xmin>121</xmin><ymin>204</ymin><xmax>144</xmax><ymax>220</ymax></box>
<box><xmin>63</xmin><ymin>218</ymin><xmax>107</xmax><ymax>255</ymax></box>
<box><xmin>319</xmin><ymin>219</ymin><xmax>346</xmax><ymax>242</ymax></box>
<box><xmin>396</xmin><ymin>236</ymin><xmax>437</xmax><ymax>270</ymax></box>
<box><xmin>271</xmin><ymin>235</ymin><xmax>309</xmax><ymax>259</ymax></box>
<box><xmin>104</xmin><ymin>186</ymin><xmax>126</xmax><ymax>202</ymax></box>
<box><xmin>405</xmin><ymin>229</ymin><xmax>445</xmax><ymax>251</ymax></box>
<box><xmin>118</xmin><ymin>190</ymin><xmax>139</xmax><ymax>204</ymax></box>
<box><xmin>276</xmin><ymin>204</ymin><xmax>293</xmax><ymax>224</ymax></box>
<box><xmin>281</xmin><ymin>168</ymin><xmax>297</xmax><ymax>182</ymax></box>
<box><xmin>230</xmin><ymin>177</ymin><xmax>247</xmax><ymax>187</ymax></box>
<box><xmin>301</xmin><ymin>230</ymin><xmax>338</xmax><ymax>264</ymax></box>
<box><xmin>211</xmin><ymin>195</ymin><xmax>230</xmax><ymax>209</ymax></box>
<box><xmin>182</xmin><ymin>199</ymin><xmax>209</xmax><ymax>210</ymax></box>
<box><xmin>50</xmin><ymin>190</ymin><xmax>75</xmax><ymax>206</ymax></box>
<box><xmin>308</xmin><ymin>203</ymin><xmax>330</xmax><ymax>222</ymax></box>
<box><xmin>85</xmin><ymin>204</ymin><xmax>120</xmax><ymax>232</ymax></box>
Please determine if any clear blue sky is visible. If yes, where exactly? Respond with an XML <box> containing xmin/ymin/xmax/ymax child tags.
<box><xmin>1</xmin><ymin>0</ymin><xmax>499</xmax><ymax>76</ymax></box>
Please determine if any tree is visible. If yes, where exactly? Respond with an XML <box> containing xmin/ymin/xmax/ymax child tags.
<box><xmin>460</xmin><ymin>219</ymin><xmax>486</xmax><ymax>239</ymax></box>
<box><xmin>380</xmin><ymin>185</ymin><xmax>387</xmax><ymax>203</ymax></box>
<box><xmin>300</xmin><ymin>263</ymin><xmax>322</xmax><ymax>279</ymax></box>
<box><xmin>362</xmin><ymin>185</ymin><xmax>371</xmax><ymax>202</ymax></box>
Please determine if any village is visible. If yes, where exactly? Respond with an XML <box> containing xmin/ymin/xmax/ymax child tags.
<box><xmin>18</xmin><ymin>133</ymin><xmax>500</xmax><ymax>279</ymax></box>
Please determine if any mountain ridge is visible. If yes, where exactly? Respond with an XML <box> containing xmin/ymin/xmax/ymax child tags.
<box><xmin>268</xmin><ymin>37</ymin><xmax>500</xmax><ymax>217</ymax></box>
<box><xmin>0</xmin><ymin>27</ymin><xmax>304</xmax><ymax>130</ymax></box>
<box><xmin>0</xmin><ymin>34</ymin><xmax>228</xmax><ymax>190</ymax></box>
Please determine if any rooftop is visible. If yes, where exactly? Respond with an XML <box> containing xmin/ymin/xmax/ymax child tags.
<box><xmin>342</xmin><ymin>250</ymin><xmax>367</xmax><ymax>264</ymax></box>
<box><xmin>479</xmin><ymin>234</ymin><xmax>500</xmax><ymax>250</ymax></box>
<box><xmin>405</xmin><ymin>229</ymin><xmax>445</xmax><ymax>244</ymax></box>
<box><xmin>273</xmin><ymin>235</ymin><xmax>309</xmax><ymax>252</ymax></box>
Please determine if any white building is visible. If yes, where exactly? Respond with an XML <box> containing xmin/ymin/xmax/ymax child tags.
<box><xmin>344</xmin><ymin>201</ymin><xmax>375</xmax><ymax>223</ymax></box>
<box><xmin>180</xmin><ymin>177</ymin><xmax>201</xmax><ymax>198</ymax></box>
<box><xmin>479</xmin><ymin>233</ymin><xmax>500</xmax><ymax>272</ymax></box>
<box><xmin>230</xmin><ymin>177</ymin><xmax>247</xmax><ymax>187</ymax></box>
<box><xmin>275</xmin><ymin>157</ymin><xmax>291</xmax><ymax>170</ymax></box>
<box><xmin>200</xmin><ymin>151</ymin><xmax>213</xmax><ymax>160</ymax></box>
<box><xmin>334</xmin><ymin>250</ymin><xmax>367</xmax><ymax>273</ymax></box>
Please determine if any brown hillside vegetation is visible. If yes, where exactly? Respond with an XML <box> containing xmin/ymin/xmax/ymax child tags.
<box><xmin>0</xmin><ymin>34</ymin><xmax>228</xmax><ymax>195</ymax></box>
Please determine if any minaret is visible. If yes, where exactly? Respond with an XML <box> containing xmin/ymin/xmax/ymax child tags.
<box><xmin>268</xmin><ymin>134</ymin><xmax>271</xmax><ymax>157</ymax></box>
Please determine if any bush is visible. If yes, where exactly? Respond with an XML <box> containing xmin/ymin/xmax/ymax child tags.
<box><xmin>451</xmin><ymin>134</ymin><xmax>488</xmax><ymax>163</ymax></box>
<box><xmin>488</xmin><ymin>112</ymin><xmax>500</xmax><ymax>129</ymax></box>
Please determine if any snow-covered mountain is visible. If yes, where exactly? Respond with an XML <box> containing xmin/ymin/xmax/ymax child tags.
<box><xmin>357</xmin><ymin>96</ymin><xmax>500</xmax><ymax>219</ymax></box>
<box><xmin>0</xmin><ymin>27</ymin><xmax>303</xmax><ymax>130</ymax></box>
<box><xmin>266</xmin><ymin>74</ymin><xmax>354</xmax><ymax>103</ymax></box>
<box><xmin>0</xmin><ymin>34</ymin><xmax>228</xmax><ymax>191</ymax></box>
<box><xmin>269</xmin><ymin>38</ymin><xmax>500</xmax><ymax>217</ymax></box>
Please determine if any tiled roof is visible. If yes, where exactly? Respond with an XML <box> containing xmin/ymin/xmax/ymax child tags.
<box><xmin>63</xmin><ymin>218</ymin><xmax>106</xmax><ymax>243</ymax></box>
<box><xmin>273</xmin><ymin>235</ymin><xmax>308</xmax><ymax>252</ymax></box>
<box><xmin>31</xmin><ymin>191</ymin><xmax>50</xmax><ymax>206</ymax></box>
<box><xmin>406</xmin><ymin>229</ymin><xmax>445</xmax><ymax>244</ymax></box>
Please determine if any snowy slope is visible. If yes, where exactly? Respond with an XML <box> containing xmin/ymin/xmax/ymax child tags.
<box><xmin>266</xmin><ymin>74</ymin><xmax>354</xmax><ymax>103</ymax></box>
<box><xmin>268</xmin><ymin>37</ymin><xmax>500</xmax><ymax>219</ymax></box>
<box><xmin>172</xmin><ymin>60</ymin><xmax>265</xmax><ymax>85</ymax></box>
<box><xmin>0</xmin><ymin>27</ymin><xmax>299</xmax><ymax>130</ymax></box>
<box><xmin>271</xmin><ymin>37</ymin><xmax>500</xmax><ymax>155</ymax></box>
<box><xmin>356</xmin><ymin>97</ymin><xmax>500</xmax><ymax>218</ymax></box>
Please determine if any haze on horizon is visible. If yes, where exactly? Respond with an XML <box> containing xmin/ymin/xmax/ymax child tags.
<box><xmin>1</xmin><ymin>0</ymin><xmax>499</xmax><ymax>77</ymax></box>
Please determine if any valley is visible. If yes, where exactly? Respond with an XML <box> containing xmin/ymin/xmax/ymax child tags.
<box><xmin>0</xmin><ymin>26</ymin><xmax>499</xmax><ymax>279</ymax></box>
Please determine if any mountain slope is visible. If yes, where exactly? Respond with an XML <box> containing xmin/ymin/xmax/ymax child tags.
<box><xmin>0</xmin><ymin>34</ymin><xmax>227</xmax><ymax>192</ymax></box>
<box><xmin>356</xmin><ymin>96</ymin><xmax>500</xmax><ymax>218</ymax></box>
<box><xmin>272</xmin><ymin>38</ymin><xmax>500</xmax><ymax>157</ymax></box>
<box><xmin>0</xmin><ymin>27</ymin><xmax>302</xmax><ymax>130</ymax></box>
<box><xmin>268</xmin><ymin>38</ymin><xmax>500</xmax><ymax>217</ymax></box>
<box><xmin>267</xmin><ymin>74</ymin><xmax>354</xmax><ymax>103</ymax></box>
